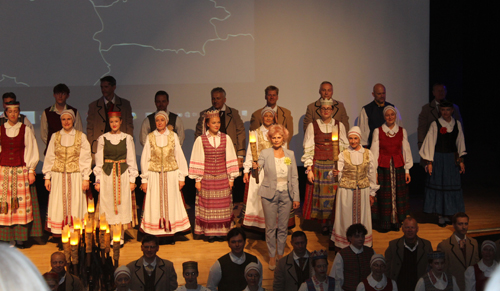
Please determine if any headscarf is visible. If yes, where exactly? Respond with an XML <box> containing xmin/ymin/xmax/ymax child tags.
<box><xmin>60</xmin><ymin>109</ymin><xmax>75</xmax><ymax>121</ymax></box>
<box><xmin>348</xmin><ymin>126</ymin><xmax>362</xmax><ymax>139</ymax></box>
<box><xmin>114</xmin><ymin>265</ymin><xmax>131</xmax><ymax>280</ymax></box>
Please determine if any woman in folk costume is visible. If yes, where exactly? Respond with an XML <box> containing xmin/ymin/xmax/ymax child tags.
<box><xmin>43</xmin><ymin>109</ymin><xmax>91</xmax><ymax>237</ymax></box>
<box><xmin>298</xmin><ymin>250</ymin><xmax>335</xmax><ymax>291</ymax></box>
<box><xmin>189</xmin><ymin>110</ymin><xmax>239</xmax><ymax>242</ymax></box>
<box><xmin>419</xmin><ymin>100</ymin><xmax>466</xmax><ymax>227</ymax></box>
<box><xmin>465</xmin><ymin>240</ymin><xmax>498</xmax><ymax>291</ymax></box>
<box><xmin>94</xmin><ymin>111</ymin><xmax>138</xmax><ymax>245</ymax></box>
<box><xmin>0</xmin><ymin>101</ymin><xmax>40</xmax><ymax>248</ymax></box>
<box><xmin>330</xmin><ymin>126</ymin><xmax>379</xmax><ymax>249</ymax></box>
<box><xmin>355</xmin><ymin>254</ymin><xmax>398</xmax><ymax>291</ymax></box>
<box><xmin>415</xmin><ymin>251</ymin><xmax>460</xmax><ymax>291</ymax></box>
<box><xmin>302</xmin><ymin>98</ymin><xmax>348</xmax><ymax>235</ymax></box>
<box><xmin>140</xmin><ymin>111</ymin><xmax>190</xmax><ymax>241</ymax></box>
<box><xmin>370</xmin><ymin>106</ymin><xmax>412</xmax><ymax>232</ymax></box>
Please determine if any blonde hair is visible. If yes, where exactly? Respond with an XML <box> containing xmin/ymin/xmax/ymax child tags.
<box><xmin>267</xmin><ymin>124</ymin><xmax>289</xmax><ymax>141</ymax></box>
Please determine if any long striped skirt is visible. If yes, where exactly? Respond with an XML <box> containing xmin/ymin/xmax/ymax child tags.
<box><xmin>371</xmin><ymin>163</ymin><xmax>409</xmax><ymax>230</ymax></box>
<box><xmin>303</xmin><ymin>160</ymin><xmax>337</xmax><ymax>221</ymax></box>
<box><xmin>195</xmin><ymin>173</ymin><xmax>233</xmax><ymax>236</ymax></box>
<box><xmin>423</xmin><ymin>152</ymin><xmax>464</xmax><ymax>216</ymax></box>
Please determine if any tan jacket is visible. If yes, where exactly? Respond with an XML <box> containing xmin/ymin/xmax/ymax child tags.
<box><xmin>127</xmin><ymin>256</ymin><xmax>178</xmax><ymax>291</ymax></box>
<box><xmin>385</xmin><ymin>236</ymin><xmax>433</xmax><ymax>282</ymax></box>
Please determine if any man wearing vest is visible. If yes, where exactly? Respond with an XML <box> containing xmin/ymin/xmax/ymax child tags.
<box><xmin>330</xmin><ymin>223</ymin><xmax>374</xmax><ymax>291</ymax></box>
<box><xmin>207</xmin><ymin>228</ymin><xmax>261</xmax><ymax>291</ymax></box>
<box><xmin>358</xmin><ymin>83</ymin><xmax>403</xmax><ymax>148</ymax></box>
<box><xmin>0</xmin><ymin>92</ymin><xmax>34</xmax><ymax>132</ymax></box>
<box><xmin>385</xmin><ymin>217</ymin><xmax>433</xmax><ymax>291</ymax></box>
<box><xmin>437</xmin><ymin>212</ymin><xmax>479</xmax><ymax>291</ymax></box>
<box><xmin>50</xmin><ymin>252</ymin><xmax>84</xmax><ymax>291</ymax></box>
<box><xmin>140</xmin><ymin>90</ymin><xmax>185</xmax><ymax>146</ymax></box>
<box><xmin>40</xmin><ymin>83</ymin><xmax>83</xmax><ymax>155</ymax></box>
<box><xmin>274</xmin><ymin>231</ymin><xmax>311</xmax><ymax>291</ymax></box>
<box><xmin>127</xmin><ymin>235</ymin><xmax>178</xmax><ymax>291</ymax></box>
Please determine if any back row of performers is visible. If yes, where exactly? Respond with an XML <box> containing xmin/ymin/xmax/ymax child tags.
<box><xmin>0</xmin><ymin>78</ymin><xmax>465</xmax><ymax>250</ymax></box>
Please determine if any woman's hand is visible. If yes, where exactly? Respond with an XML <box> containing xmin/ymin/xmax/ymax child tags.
<box><xmin>370</xmin><ymin>196</ymin><xmax>376</xmax><ymax>207</ymax></box>
<box><xmin>459</xmin><ymin>162</ymin><xmax>465</xmax><ymax>174</ymax></box>
<box><xmin>195</xmin><ymin>182</ymin><xmax>201</xmax><ymax>192</ymax></box>
<box><xmin>376</xmin><ymin>173</ymin><xmax>379</xmax><ymax>185</ymax></box>
<box><xmin>229</xmin><ymin>180</ymin><xmax>234</xmax><ymax>188</ymax></box>
<box><xmin>332</xmin><ymin>169</ymin><xmax>339</xmax><ymax>177</ymax></box>
<box><xmin>141</xmin><ymin>183</ymin><xmax>147</xmax><ymax>193</ymax></box>
<box><xmin>179</xmin><ymin>181</ymin><xmax>185</xmax><ymax>190</ymax></box>
<box><xmin>29</xmin><ymin>173</ymin><xmax>36</xmax><ymax>185</ymax></box>
<box><xmin>425</xmin><ymin>164</ymin><xmax>433</xmax><ymax>176</ymax></box>
<box><xmin>45</xmin><ymin>179</ymin><xmax>51</xmax><ymax>192</ymax></box>
<box><xmin>307</xmin><ymin>170</ymin><xmax>314</xmax><ymax>184</ymax></box>
<box><xmin>130</xmin><ymin>183</ymin><xmax>136</xmax><ymax>191</ymax></box>
<box><xmin>243</xmin><ymin>173</ymin><xmax>249</xmax><ymax>184</ymax></box>
<box><xmin>95</xmin><ymin>183</ymin><xmax>100</xmax><ymax>192</ymax></box>
<box><xmin>293</xmin><ymin>201</ymin><xmax>300</xmax><ymax>210</ymax></box>
<box><xmin>252</xmin><ymin>161</ymin><xmax>258</xmax><ymax>170</ymax></box>
<box><xmin>82</xmin><ymin>180</ymin><xmax>90</xmax><ymax>191</ymax></box>
<box><xmin>405</xmin><ymin>173</ymin><xmax>411</xmax><ymax>184</ymax></box>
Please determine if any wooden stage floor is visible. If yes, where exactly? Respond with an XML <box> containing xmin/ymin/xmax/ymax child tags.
<box><xmin>16</xmin><ymin>184</ymin><xmax>500</xmax><ymax>290</ymax></box>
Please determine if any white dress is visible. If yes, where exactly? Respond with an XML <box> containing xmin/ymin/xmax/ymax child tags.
<box><xmin>330</xmin><ymin>146</ymin><xmax>379</xmax><ymax>248</ymax></box>
<box><xmin>94</xmin><ymin>132</ymin><xmax>138</xmax><ymax>225</ymax></box>
<box><xmin>140</xmin><ymin>129</ymin><xmax>190</xmax><ymax>235</ymax></box>
<box><xmin>42</xmin><ymin>129</ymin><xmax>91</xmax><ymax>234</ymax></box>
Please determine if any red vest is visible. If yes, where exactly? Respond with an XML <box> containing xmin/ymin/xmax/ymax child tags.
<box><xmin>201</xmin><ymin>133</ymin><xmax>227</xmax><ymax>175</ymax></box>
<box><xmin>362</xmin><ymin>277</ymin><xmax>393</xmax><ymax>291</ymax></box>
<box><xmin>0</xmin><ymin>124</ymin><xmax>26</xmax><ymax>167</ymax></box>
<box><xmin>377</xmin><ymin>126</ymin><xmax>404</xmax><ymax>168</ymax></box>
<box><xmin>474</xmin><ymin>264</ymin><xmax>489</xmax><ymax>291</ymax></box>
<box><xmin>313</xmin><ymin>120</ymin><xmax>337</xmax><ymax>161</ymax></box>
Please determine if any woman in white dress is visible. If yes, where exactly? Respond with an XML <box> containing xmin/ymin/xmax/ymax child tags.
<box><xmin>94</xmin><ymin>111</ymin><xmax>138</xmax><ymax>245</ymax></box>
<box><xmin>330</xmin><ymin>126</ymin><xmax>379</xmax><ymax>249</ymax></box>
<box><xmin>43</xmin><ymin>109</ymin><xmax>91</xmax><ymax>236</ymax></box>
<box><xmin>140</xmin><ymin>111</ymin><xmax>190</xmax><ymax>241</ymax></box>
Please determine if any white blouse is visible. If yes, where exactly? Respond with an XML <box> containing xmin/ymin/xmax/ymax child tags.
<box><xmin>140</xmin><ymin>129</ymin><xmax>188</xmax><ymax>183</ymax></box>
<box><xmin>419</xmin><ymin>117</ymin><xmax>466</xmax><ymax>161</ymax></box>
<box><xmin>0</xmin><ymin>122</ymin><xmax>39</xmax><ymax>172</ymax></box>
<box><xmin>415</xmin><ymin>272</ymin><xmax>459</xmax><ymax>291</ymax></box>
<box><xmin>42</xmin><ymin>129</ymin><xmax>92</xmax><ymax>180</ymax></box>
<box><xmin>370</xmin><ymin>124</ymin><xmax>413</xmax><ymax>173</ymax></box>
<box><xmin>302</xmin><ymin>119</ymin><xmax>348</xmax><ymax>167</ymax></box>
<box><xmin>464</xmin><ymin>260</ymin><xmax>498</xmax><ymax>291</ymax></box>
<box><xmin>355</xmin><ymin>273</ymin><xmax>398</xmax><ymax>291</ymax></box>
<box><xmin>93</xmin><ymin>132</ymin><xmax>138</xmax><ymax>183</ymax></box>
<box><xmin>275</xmin><ymin>157</ymin><xmax>288</xmax><ymax>192</ymax></box>
<box><xmin>337</xmin><ymin>146</ymin><xmax>380</xmax><ymax>196</ymax></box>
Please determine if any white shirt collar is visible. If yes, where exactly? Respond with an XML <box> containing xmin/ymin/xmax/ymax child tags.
<box><xmin>404</xmin><ymin>239</ymin><xmax>419</xmax><ymax>252</ymax></box>
<box><xmin>3</xmin><ymin>121</ymin><xmax>21</xmax><ymax>129</ymax></box>
<box><xmin>103</xmin><ymin>95</ymin><xmax>116</xmax><ymax>105</ymax></box>
<box><xmin>143</xmin><ymin>257</ymin><xmax>157</xmax><ymax>268</ymax></box>
<box><xmin>478</xmin><ymin>259</ymin><xmax>499</xmax><ymax>276</ymax></box>
<box><xmin>348</xmin><ymin>146</ymin><xmax>365</xmax><ymax>153</ymax></box>
<box><xmin>293</xmin><ymin>251</ymin><xmax>310</xmax><ymax>261</ymax></box>
<box><xmin>204</xmin><ymin>130</ymin><xmax>221</xmax><ymax>138</ymax></box>
<box><xmin>60</xmin><ymin>128</ymin><xmax>76</xmax><ymax>136</ymax></box>
<box><xmin>438</xmin><ymin>116</ymin><xmax>456</xmax><ymax>130</ymax></box>
<box><xmin>349</xmin><ymin>244</ymin><xmax>364</xmax><ymax>254</ymax></box>
<box><xmin>154</xmin><ymin>128</ymin><xmax>170</xmax><ymax>136</ymax></box>
<box><xmin>454</xmin><ymin>234</ymin><xmax>466</xmax><ymax>244</ymax></box>
<box><xmin>381</xmin><ymin>123</ymin><xmax>400</xmax><ymax>135</ymax></box>
<box><xmin>367</xmin><ymin>273</ymin><xmax>388</xmax><ymax>289</ymax></box>
<box><xmin>229</xmin><ymin>252</ymin><xmax>246</xmax><ymax>265</ymax></box>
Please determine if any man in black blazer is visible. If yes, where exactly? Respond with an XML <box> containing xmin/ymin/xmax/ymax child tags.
<box><xmin>273</xmin><ymin>231</ymin><xmax>311</xmax><ymax>291</ymax></box>
<box><xmin>385</xmin><ymin>217</ymin><xmax>433</xmax><ymax>291</ymax></box>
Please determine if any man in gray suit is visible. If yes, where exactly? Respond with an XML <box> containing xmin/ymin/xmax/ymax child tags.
<box><xmin>86</xmin><ymin>76</ymin><xmax>134</xmax><ymax>163</ymax></box>
<box><xmin>127</xmin><ymin>235</ymin><xmax>178</xmax><ymax>291</ymax></box>
<box><xmin>385</xmin><ymin>216</ymin><xmax>433</xmax><ymax>291</ymax></box>
<box><xmin>273</xmin><ymin>231</ymin><xmax>311</xmax><ymax>291</ymax></box>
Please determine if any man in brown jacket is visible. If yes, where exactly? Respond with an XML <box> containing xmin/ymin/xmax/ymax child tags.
<box><xmin>50</xmin><ymin>252</ymin><xmax>84</xmax><ymax>291</ymax></box>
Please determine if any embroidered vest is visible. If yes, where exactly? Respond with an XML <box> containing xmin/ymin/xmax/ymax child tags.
<box><xmin>218</xmin><ymin>253</ymin><xmax>258</xmax><ymax>291</ymax></box>
<box><xmin>313</xmin><ymin>120</ymin><xmax>337</xmax><ymax>161</ymax></box>
<box><xmin>44</xmin><ymin>105</ymin><xmax>78</xmax><ymax>155</ymax></box>
<box><xmin>422</xmin><ymin>272</ymin><xmax>454</xmax><ymax>291</ymax></box>
<box><xmin>377</xmin><ymin>126</ymin><xmax>404</xmax><ymax>168</ymax></box>
<box><xmin>339</xmin><ymin>150</ymin><xmax>370</xmax><ymax>189</ymax></box>
<box><xmin>305</xmin><ymin>277</ymin><xmax>336</xmax><ymax>291</ymax></box>
<box><xmin>147</xmin><ymin>131</ymin><xmax>178</xmax><ymax>172</ymax></box>
<box><xmin>435</xmin><ymin>121</ymin><xmax>458</xmax><ymax>153</ymax></box>
<box><xmin>201</xmin><ymin>133</ymin><xmax>227</xmax><ymax>176</ymax></box>
<box><xmin>474</xmin><ymin>264</ymin><xmax>488</xmax><ymax>291</ymax></box>
<box><xmin>0</xmin><ymin>124</ymin><xmax>26</xmax><ymax>167</ymax></box>
<box><xmin>340</xmin><ymin>246</ymin><xmax>374</xmax><ymax>291</ymax></box>
<box><xmin>256</xmin><ymin>129</ymin><xmax>272</xmax><ymax>156</ymax></box>
<box><xmin>147</xmin><ymin>112</ymin><xmax>178</xmax><ymax>133</ymax></box>
<box><xmin>102</xmin><ymin>137</ymin><xmax>128</xmax><ymax>176</ymax></box>
<box><xmin>51</xmin><ymin>131</ymin><xmax>82</xmax><ymax>173</ymax></box>
<box><xmin>362</xmin><ymin>278</ymin><xmax>393</xmax><ymax>291</ymax></box>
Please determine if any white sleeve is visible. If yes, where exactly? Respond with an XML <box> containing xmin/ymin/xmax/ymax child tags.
<box><xmin>126</xmin><ymin>135</ymin><xmax>139</xmax><ymax>183</ymax></box>
<box><xmin>414</xmin><ymin>277</ymin><xmax>426</xmax><ymax>291</ymax></box>
<box><xmin>298</xmin><ymin>282</ymin><xmax>308</xmax><ymax>291</ymax></box>
<box><xmin>456</xmin><ymin>120</ymin><xmax>466</xmax><ymax>157</ymax></box>
<box><xmin>359</xmin><ymin>108</ymin><xmax>369</xmax><ymax>146</ymax></box>
<box><xmin>301</xmin><ymin>122</ymin><xmax>315</xmax><ymax>167</ymax></box>
<box><xmin>464</xmin><ymin>266</ymin><xmax>475</xmax><ymax>291</ymax></box>
<box><xmin>79</xmin><ymin>133</ymin><xmax>92</xmax><ymax>180</ymax></box>
<box><xmin>392</xmin><ymin>279</ymin><xmax>398</xmax><ymax>291</ymax></box>
<box><xmin>337</xmin><ymin>151</ymin><xmax>345</xmax><ymax>181</ymax></box>
<box><xmin>74</xmin><ymin>111</ymin><xmax>83</xmax><ymax>133</ymax></box>
<box><xmin>23</xmin><ymin>117</ymin><xmax>34</xmax><ymax>134</ymax></box>
<box><xmin>188</xmin><ymin>137</ymin><xmax>205</xmax><ymax>182</ymax></box>
<box><xmin>368</xmin><ymin>150</ymin><xmax>380</xmax><ymax>196</ymax></box>
<box><xmin>140</xmin><ymin>118</ymin><xmax>150</xmax><ymax>147</ymax></box>
<box><xmin>93</xmin><ymin>135</ymin><xmax>104</xmax><ymax>182</ymax></box>
<box><xmin>24</xmin><ymin>126</ymin><xmax>39</xmax><ymax>171</ymax></box>
<box><xmin>140</xmin><ymin>135</ymin><xmax>152</xmax><ymax>184</ymax></box>
<box><xmin>330</xmin><ymin>252</ymin><xmax>344</xmax><ymax>291</ymax></box>
<box><xmin>224</xmin><ymin>135</ymin><xmax>240</xmax><ymax>181</ymax></box>
<box><xmin>339</xmin><ymin>122</ymin><xmax>349</xmax><ymax>151</ymax></box>
<box><xmin>452</xmin><ymin>276</ymin><xmax>460</xmax><ymax>291</ymax></box>
<box><xmin>402</xmin><ymin>128</ymin><xmax>413</xmax><ymax>172</ymax></box>
<box><xmin>206</xmin><ymin>261</ymin><xmax>222</xmax><ymax>291</ymax></box>
<box><xmin>419</xmin><ymin>122</ymin><xmax>437</xmax><ymax>161</ymax></box>
<box><xmin>175</xmin><ymin>116</ymin><xmax>185</xmax><ymax>146</ymax></box>
<box><xmin>174</xmin><ymin>133</ymin><xmax>188</xmax><ymax>181</ymax></box>
<box><xmin>243</xmin><ymin>137</ymin><xmax>253</xmax><ymax>174</ymax></box>
<box><xmin>370</xmin><ymin>128</ymin><xmax>380</xmax><ymax>165</ymax></box>
<box><xmin>40</xmin><ymin>111</ymin><xmax>48</xmax><ymax>144</ymax></box>
<box><xmin>356</xmin><ymin>281</ymin><xmax>366</xmax><ymax>291</ymax></box>
<box><xmin>42</xmin><ymin>135</ymin><xmax>57</xmax><ymax>179</ymax></box>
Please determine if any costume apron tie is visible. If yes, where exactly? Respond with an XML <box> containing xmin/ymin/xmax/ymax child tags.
<box><xmin>105</xmin><ymin>159</ymin><xmax>126</xmax><ymax>215</ymax></box>
<box><xmin>158</xmin><ymin>147</ymin><xmax>170</xmax><ymax>232</ymax></box>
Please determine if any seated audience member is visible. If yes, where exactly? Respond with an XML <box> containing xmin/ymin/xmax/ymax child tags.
<box><xmin>356</xmin><ymin>254</ymin><xmax>398</xmax><ymax>291</ymax></box>
<box><xmin>298</xmin><ymin>250</ymin><xmax>334</xmax><ymax>291</ymax></box>
<box><xmin>415</xmin><ymin>251</ymin><xmax>459</xmax><ymax>291</ymax></box>
<box><xmin>385</xmin><ymin>216</ymin><xmax>432</xmax><ymax>291</ymax></box>
<box><xmin>114</xmin><ymin>265</ymin><xmax>133</xmax><ymax>291</ymax></box>
<box><xmin>176</xmin><ymin>261</ymin><xmax>209</xmax><ymax>291</ymax></box>
<box><xmin>244</xmin><ymin>262</ymin><xmax>265</xmax><ymax>291</ymax></box>
<box><xmin>207</xmin><ymin>228</ymin><xmax>261</xmax><ymax>291</ymax></box>
<box><xmin>127</xmin><ymin>235</ymin><xmax>178</xmax><ymax>291</ymax></box>
<box><xmin>274</xmin><ymin>231</ymin><xmax>311</xmax><ymax>291</ymax></box>
<box><xmin>49</xmin><ymin>251</ymin><xmax>84</xmax><ymax>291</ymax></box>
<box><xmin>437</xmin><ymin>212</ymin><xmax>479</xmax><ymax>291</ymax></box>
<box><xmin>330</xmin><ymin>223</ymin><xmax>375</xmax><ymax>291</ymax></box>
<box><xmin>465</xmin><ymin>240</ymin><xmax>498</xmax><ymax>291</ymax></box>
<box><xmin>43</xmin><ymin>272</ymin><xmax>60</xmax><ymax>291</ymax></box>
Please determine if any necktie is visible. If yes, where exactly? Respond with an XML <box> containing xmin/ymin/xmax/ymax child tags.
<box><xmin>107</xmin><ymin>101</ymin><xmax>114</xmax><ymax>112</ymax></box>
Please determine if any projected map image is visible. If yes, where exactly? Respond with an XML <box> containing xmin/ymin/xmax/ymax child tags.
<box><xmin>0</xmin><ymin>0</ymin><xmax>255</xmax><ymax>87</ymax></box>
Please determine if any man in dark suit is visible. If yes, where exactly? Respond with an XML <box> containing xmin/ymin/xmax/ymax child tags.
<box><xmin>417</xmin><ymin>82</ymin><xmax>463</xmax><ymax>150</ymax></box>
<box><xmin>86</xmin><ymin>76</ymin><xmax>134</xmax><ymax>163</ymax></box>
<box><xmin>303</xmin><ymin>81</ymin><xmax>349</xmax><ymax>133</ymax></box>
<box><xmin>273</xmin><ymin>231</ymin><xmax>311</xmax><ymax>291</ymax></box>
<box><xmin>50</xmin><ymin>252</ymin><xmax>84</xmax><ymax>291</ymax></box>
<box><xmin>437</xmin><ymin>212</ymin><xmax>479</xmax><ymax>291</ymax></box>
<box><xmin>195</xmin><ymin>87</ymin><xmax>246</xmax><ymax>165</ymax></box>
<box><xmin>126</xmin><ymin>235</ymin><xmax>178</xmax><ymax>291</ymax></box>
<box><xmin>385</xmin><ymin>216</ymin><xmax>433</xmax><ymax>291</ymax></box>
<box><xmin>249</xmin><ymin>85</ymin><xmax>293</xmax><ymax>145</ymax></box>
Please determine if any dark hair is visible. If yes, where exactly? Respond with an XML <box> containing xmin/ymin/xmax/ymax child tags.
<box><xmin>53</xmin><ymin>83</ymin><xmax>70</xmax><ymax>95</ymax></box>
<box><xmin>291</xmin><ymin>231</ymin><xmax>307</xmax><ymax>241</ymax></box>
<box><xmin>439</xmin><ymin>100</ymin><xmax>454</xmax><ymax>109</ymax></box>
<box><xmin>432</xmin><ymin>82</ymin><xmax>446</xmax><ymax>90</ymax></box>
<box><xmin>320</xmin><ymin>81</ymin><xmax>333</xmax><ymax>88</ymax></box>
<box><xmin>227</xmin><ymin>227</ymin><xmax>246</xmax><ymax>241</ymax></box>
<box><xmin>311</xmin><ymin>257</ymin><xmax>328</xmax><ymax>268</ymax></box>
<box><xmin>155</xmin><ymin>90</ymin><xmax>169</xmax><ymax>102</ymax></box>
<box><xmin>452</xmin><ymin>212</ymin><xmax>469</xmax><ymax>224</ymax></box>
<box><xmin>265</xmin><ymin>85</ymin><xmax>279</xmax><ymax>95</ymax></box>
<box><xmin>346</xmin><ymin>223</ymin><xmax>368</xmax><ymax>237</ymax></box>
<box><xmin>100</xmin><ymin>76</ymin><xmax>117</xmax><ymax>86</ymax></box>
<box><xmin>2</xmin><ymin>92</ymin><xmax>16</xmax><ymax>101</ymax></box>
<box><xmin>211</xmin><ymin>87</ymin><xmax>226</xmax><ymax>97</ymax></box>
<box><xmin>141</xmin><ymin>234</ymin><xmax>159</xmax><ymax>246</ymax></box>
